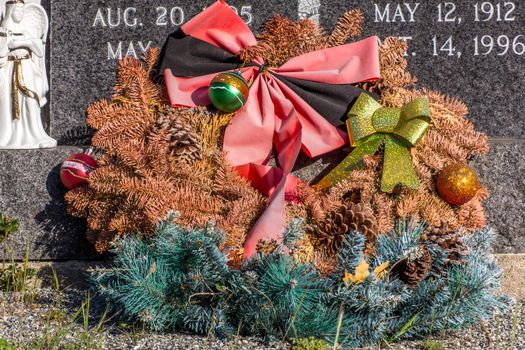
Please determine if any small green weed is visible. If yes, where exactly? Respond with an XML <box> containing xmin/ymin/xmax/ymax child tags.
<box><xmin>30</xmin><ymin>293</ymin><xmax>109</xmax><ymax>350</ymax></box>
<box><xmin>292</xmin><ymin>337</ymin><xmax>330</xmax><ymax>350</ymax></box>
<box><xmin>0</xmin><ymin>338</ymin><xmax>16</xmax><ymax>350</ymax></box>
<box><xmin>0</xmin><ymin>262</ymin><xmax>36</xmax><ymax>292</ymax></box>
<box><xmin>0</xmin><ymin>243</ymin><xmax>36</xmax><ymax>298</ymax></box>
<box><xmin>424</xmin><ymin>339</ymin><xmax>445</xmax><ymax>350</ymax></box>
<box><xmin>44</xmin><ymin>308</ymin><xmax>68</xmax><ymax>324</ymax></box>
<box><xmin>118</xmin><ymin>321</ymin><xmax>146</xmax><ymax>343</ymax></box>
<box><xmin>0</xmin><ymin>212</ymin><xmax>19</xmax><ymax>244</ymax></box>
<box><xmin>0</xmin><ymin>213</ymin><xmax>31</xmax><ymax>297</ymax></box>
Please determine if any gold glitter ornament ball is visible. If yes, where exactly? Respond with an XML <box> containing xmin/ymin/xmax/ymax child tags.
<box><xmin>436</xmin><ymin>163</ymin><xmax>479</xmax><ymax>206</ymax></box>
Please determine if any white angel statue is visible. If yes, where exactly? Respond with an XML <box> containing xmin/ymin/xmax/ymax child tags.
<box><xmin>0</xmin><ymin>0</ymin><xmax>56</xmax><ymax>149</ymax></box>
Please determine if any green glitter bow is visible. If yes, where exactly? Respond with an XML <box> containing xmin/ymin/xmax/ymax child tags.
<box><xmin>318</xmin><ymin>93</ymin><xmax>431</xmax><ymax>193</ymax></box>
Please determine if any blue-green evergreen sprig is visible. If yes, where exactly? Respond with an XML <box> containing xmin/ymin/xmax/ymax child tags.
<box><xmin>91</xmin><ymin>217</ymin><xmax>509</xmax><ymax>347</ymax></box>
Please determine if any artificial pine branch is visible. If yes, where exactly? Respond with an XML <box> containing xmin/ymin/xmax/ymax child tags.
<box><xmin>327</xmin><ymin>9</ymin><xmax>364</xmax><ymax>47</ymax></box>
<box><xmin>239</xmin><ymin>10</ymin><xmax>365</xmax><ymax>68</ymax></box>
<box><xmin>65</xmin><ymin>51</ymin><xmax>265</xmax><ymax>256</ymax></box>
<box><xmin>92</xmin><ymin>220</ymin><xmax>508</xmax><ymax>347</ymax></box>
<box><xmin>302</xmin><ymin>39</ymin><xmax>490</xmax><ymax>251</ymax></box>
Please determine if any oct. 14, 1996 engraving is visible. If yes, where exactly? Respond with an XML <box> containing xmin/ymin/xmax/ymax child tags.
<box><xmin>372</xmin><ymin>2</ymin><xmax>522</xmax><ymax>58</ymax></box>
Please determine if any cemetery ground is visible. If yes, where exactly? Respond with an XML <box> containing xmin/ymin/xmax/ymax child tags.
<box><xmin>0</xmin><ymin>255</ymin><xmax>522</xmax><ymax>350</ymax></box>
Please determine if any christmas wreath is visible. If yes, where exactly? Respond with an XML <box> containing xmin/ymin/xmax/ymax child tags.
<box><xmin>62</xmin><ymin>1</ymin><xmax>508</xmax><ymax>347</ymax></box>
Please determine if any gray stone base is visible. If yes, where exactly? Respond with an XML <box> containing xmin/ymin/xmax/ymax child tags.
<box><xmin>26</xmin><ymin>260</ymin><xmax>105</xmax><ymax>290</ymax></box>
<box><xmin>473</xmin><ymin>140</ymin><xmax>525</xmax><ymax>254</ymax></box>
<box><xmin>0</xmin><ymin>147</ymin><xmax>99</xmax><ymax>261</ymax></box>
<box><xmin>0</xmin><ymin>141</ymin><xmax>523</xmax><ymax>260</ymax></box>
<box><xmin>496</xmin><ymin>254</ymin><xmax>525</xmax><ymax>300</ymax></box>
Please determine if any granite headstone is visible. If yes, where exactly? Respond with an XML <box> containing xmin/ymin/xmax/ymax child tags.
<box><xmin>46</xmin><ymin>0</ymin><xmax>525</xmax><ymax>141</ymax></box>
<box><xmin>50</xmin><ymin>0</ymin><xmax>297</xmax><ymax>143</ymax></box>
<box><xmin>0</xmin><ymin>0</ymin><xmax>524</xmax><ymax>260</ymax></box>
<box><xmin>320</xmin><ymin>0</ymin><xmax>525</xmax><ymax>138</ymax></box>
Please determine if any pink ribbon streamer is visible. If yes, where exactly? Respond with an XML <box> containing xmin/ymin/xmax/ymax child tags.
<box><xmin>164</xmin><ymin>0</ymin><xmax>381</xmax><ymax>259</ymax></box>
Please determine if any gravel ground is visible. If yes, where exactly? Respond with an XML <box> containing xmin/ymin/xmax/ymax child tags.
<box><xmin>0</xmin><ymin>289</ymin><xmax>523</xmax><ymax>350</ymax></box>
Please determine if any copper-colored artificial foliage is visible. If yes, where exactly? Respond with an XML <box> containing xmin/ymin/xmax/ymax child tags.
<box><xmin>65</xmin><ymin>49</ymin><xmax>265</xmax><ymax>255</ymax></box>
<box><xmin>301</xmin><ymin>36</ymin><xmax>489</xmax><ymax>245</ymax></box>
<box><xmin>239</xmin><ymin>10</ymin><xmax>364</xmax><ymax>67</ymax></box>
<box><xmin>67</xmin><ymin>11</ymin><xmax>489</xmax><ymax>273</ymax></box>
<box><xmin>256</xmin><ymin>239</ymin><xmax>279</xmax><ymax>256</ymax></box>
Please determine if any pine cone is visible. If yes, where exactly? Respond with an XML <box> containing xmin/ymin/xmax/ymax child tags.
<box><xmin>311</xmin><ymin>202</ymin><xmax>378</xmax><ymax>256</ymax></box>
<box><xmin>422</xmin><ymin>221</ymin><xmax>453</xmax><ymax>239</ymax></box>
<box><xmin>422</xmin><ymin>222</ymin><xmax>469</xmax><ymax>265</ymax></box>
<box><xmin>155</xmin><ymin>111</ymin><xmax>202</xmax><ymax>165</ymax></box>
<box><xmin>256</xmin><ymin>239</ymin><xmax>278</xmax><ymax>256</ymax></box>
<box><xmin>430</xmin><ymin>233</ymin><xmax>469</xmax><ymax>265</ymax></box>
<box><xmin>398</xmin><ymin>246</ymin><xmax>432</xmax><ymax>287</ymax></box>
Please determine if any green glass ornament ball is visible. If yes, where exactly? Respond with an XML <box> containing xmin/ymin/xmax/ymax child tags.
<box><xmin>209</xmin><ymin>72</ymin><xmax>250</xmax><ymax>113</ymax></box>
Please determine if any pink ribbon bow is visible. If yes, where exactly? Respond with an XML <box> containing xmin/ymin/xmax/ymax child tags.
<box><xmin>163</xmin><ymin>0</ymin><xmax>381</xmax><ymax>259</ymax></box>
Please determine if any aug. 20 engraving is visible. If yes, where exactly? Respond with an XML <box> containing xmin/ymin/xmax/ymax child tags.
<box><xmin>92</xmin><ymin>5</ymin><xmax>253</xmax><ymax>60</ymax></box>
